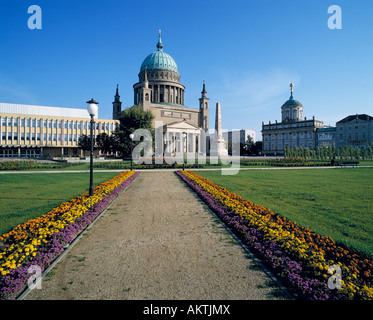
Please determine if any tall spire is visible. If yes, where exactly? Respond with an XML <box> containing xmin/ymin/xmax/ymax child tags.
<box><xmin>201</xmin><ymin>80</ymin><xmax>207</xmax><ymax>98</ymax></box>
<box><xmin>156</xmin><ymin>29</ymin><xmax>163</xmax><ymax>51</ymax></box>
<box><xmin>112</xmin><ymin>84</ymin><xmax>122</xmax><ymax>120</ymax></box>
<box><xmin>114</xmin><ymin>84</ymin><xmax>120</xmax><ymax>102</ymax></box>
<box><xmin>290</xmin><ymin>83</ymin><xmax>294</xmax><ymax>99</ymax></box>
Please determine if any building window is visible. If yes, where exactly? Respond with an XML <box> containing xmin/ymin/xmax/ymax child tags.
<box><xmin>37</xmin><ymin>119</ymin><xmax>41</xmax><ymax>128</ymax></box>
<box><xmin>32</xmin><ymin>119</ymin><xmax>36</xmax><ymax>128</ymax></box>
<box><xmin>43</xmin><ymin>120</ymin><xmax>47</xmax><ymax>128</ymax></box>
<box><xmin>21</xmin><ymin>133</ymin><xmax>25</xmax><ymax>141</ymax></box>
<box><xmin>1</xmin><ymin>118</ymin><xmax>6</xmax><ymax>126</ymax></box>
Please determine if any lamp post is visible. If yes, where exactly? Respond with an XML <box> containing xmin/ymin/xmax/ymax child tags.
<box><xmin>182</xmin><ymin>132</ymin><xmax>186</xmax><ymax>170</ymax></box>
<box><xmin>87</xmin><ymin>98</ymin><xmax>98</xmax><ymax>197</ymax></box>
<box><xmin>129</xmin><ymin>133</ymin><xmax>134</xmax><ymax>171</ymax></box>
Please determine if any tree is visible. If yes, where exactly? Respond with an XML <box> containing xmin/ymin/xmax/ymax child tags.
<box><xmin>361</xmin><ymin>146</ymin><xmax>367</xmax><ymax>160</ymax></box>
<box><xmin>353</xmin><ymin>147</ymin><xmax>360</xmax><ymax>160</ymax></box>
<box><xmin>113</xmin><ymin>105</ymin><xmax>154</xmax><ymax>158</ymax></box>
<box><xmin>252</xmin><ymin>141</ymin><xmax>262</xmax><ymax>155</ymax></box>
<box><xmin>304</xmin><ymin>147</ymin><xmax>311</xmax><ymax>160</ymax></box>
<box><xmin>241</xmin><ymin>135</ymin><xmax>254</xmax><ymax>156</ymax></box>
<box><xmin>78</xmin><ymin>135</ymin><xmax>93</xmax><ymax>158</ymax></box>
<box><xmin>284</xmin><ymin>146</ymin><xmax>291</xmax><ymax>159</ymax></box>
<box><xmin>96</xmin><ymin>133</ymin><xmax>118</xmax><ymax>155</ymax></box>
<box><xmin>367</xmin><ymin>145</ymin><xmax>373</xmax><ymax>160</ymax></box>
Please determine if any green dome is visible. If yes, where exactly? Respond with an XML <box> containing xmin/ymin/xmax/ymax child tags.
<box><xmin>282</xmin><ymin>93</ymin><xmax>303</xmax><ymax>107</ymax></box>
<box><xmin>139</xmin><ymin>32</ymin><xmax>179</xmax><ymax>74</ymax></box>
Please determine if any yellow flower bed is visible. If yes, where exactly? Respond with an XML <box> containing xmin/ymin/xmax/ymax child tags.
<box><xmin>180</xmin><ymin>170</ymin><xmax>373</xmax><ymax>300</ymax></box>
<box><xmin>0</xmin><ymin>171</ymin><xmax>136</xmax><ymax>277</ymax></box>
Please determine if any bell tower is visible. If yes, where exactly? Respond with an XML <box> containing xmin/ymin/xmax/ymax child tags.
<box><xmin>141</xmin><ymin>67</ymin><xmax>152</xmax><ymax>111</ymax></box>
<box><xmin>199</xmin><ymin>80</ymin><xmax>209</xmax><ymax>131</ymax></box>
<box><xmin>112</xmin><ymin>84</ymin><xmax>122</xmax><ymax>120</ymax></box>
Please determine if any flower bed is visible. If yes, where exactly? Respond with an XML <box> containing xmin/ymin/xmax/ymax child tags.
<box><xmin>176</xmin><ymin>170</ymin><xmax>373</xmax><ymax>300</ymax></box>
<box><xmin>0</xmin><ymin>170</ymin><xmax>139</xmax><ymax>300</ymax></box>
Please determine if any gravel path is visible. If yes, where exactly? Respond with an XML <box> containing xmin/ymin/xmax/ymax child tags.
<box><xmin>25</xmin><ymin>171</ymin><xmax>286</xmax><ymax>300</ymax></box>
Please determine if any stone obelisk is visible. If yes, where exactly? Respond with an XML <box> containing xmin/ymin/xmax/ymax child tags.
<box><xmin>211</xmin><ymin>102</ymin><xmax>228</xmax><ymax>157</ymax></box>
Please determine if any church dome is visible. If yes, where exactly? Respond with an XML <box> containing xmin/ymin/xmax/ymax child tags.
<box><xmin>282</xmin><ymin>92</ymin><xmax>303</xmax><ymax>107</ymax></box>
<box><xmin>139</xmin><ymin>31</ymin><xmax>179</xmax><ymax>74</ymax></box>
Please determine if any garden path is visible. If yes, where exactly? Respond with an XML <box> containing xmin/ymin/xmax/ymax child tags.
<box><xmin>25</xmin><ymin>171</ymin><xmax>287</xmax><ymax>300</ymax></box>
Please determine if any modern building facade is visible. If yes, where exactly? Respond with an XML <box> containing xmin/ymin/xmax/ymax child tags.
<box><xmin>223</xmin><ymin>129</ymin><xmax>256</xmax><ymax>145</ymax></box>
<box><xmin>133</xmin><ymin>31</ymin><xmax>210</xmax><ymax>156</ymax></box>
<box><xmin>0</xmin><ymin>102</ymin><xmax>119</xmax><ymax>158</ymax></box>
<box><xmin>336</xmin><ymin>114</ymin><xmax>373</xmax><ymax>148</ymax></box>
<box><xmin>262</xmin><ymin>84</ymin><xmax>325</xmax><ymax>155</ymax></box>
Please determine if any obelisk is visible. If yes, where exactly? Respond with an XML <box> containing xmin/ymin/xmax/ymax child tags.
<box><xmin>211</xmin><ymin>102</ymin><xmax>228</xmax><ymax>157</ymax></box>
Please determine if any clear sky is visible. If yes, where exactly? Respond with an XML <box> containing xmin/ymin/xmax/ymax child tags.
<box><xmin>1</xmin><ymin>0</ymin><xmax>373</xmax><ymax>140</ymax></box>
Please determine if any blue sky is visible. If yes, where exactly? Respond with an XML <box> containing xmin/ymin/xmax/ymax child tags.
<box><xmin>1</xmin><ymin>0</ymin><xmax>373</xmax><ymax>140</ymax></box>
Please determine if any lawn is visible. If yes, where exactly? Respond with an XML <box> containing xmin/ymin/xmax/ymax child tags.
<box><xmin>0</xmin><ymin>172</ymin><xmax>120</xmax><ymax>236</ymax></box>
<box><xmin>197</xmin><ymin>167</ymin><xmax>373</xmax><ymax>258</ymax></box>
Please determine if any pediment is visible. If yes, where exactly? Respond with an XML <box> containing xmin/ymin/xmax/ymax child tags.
<box><xmin>164</xmin><ymin>121</ymin><xmax>200</xmax><ymax>131</ymax></box>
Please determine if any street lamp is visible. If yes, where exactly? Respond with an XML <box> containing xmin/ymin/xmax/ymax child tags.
<box><xmin>87</xmin><ymin>98</ymin><xmax>98</xmax><ymax>197</ymax></box>
<box><xmin>182</xmin><ymin>132</ymin><xmax>186</xmax><ymax>170</ymax></box>
<box><xmin>129</xmin><ymin>133</ymin><xmax>134</xmax><ymax>171</ymax></box>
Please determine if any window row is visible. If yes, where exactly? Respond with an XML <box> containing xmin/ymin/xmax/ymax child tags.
<box><xmin>1</xmin><ymin>132</ymin><xmax>102</xmax><ymax>143</ymax></box>
<box><xmin>1</xmin><ymin>118</ymin><xmax>115</xmax><ymax>131</ymax></box>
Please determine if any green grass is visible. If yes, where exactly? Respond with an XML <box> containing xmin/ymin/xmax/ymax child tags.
<box><xmin>197</xmin><ymin>167</ymin><xmax>373</xmax><ymax>258</ymax></box>
<box><xmin>0</xmin><ymin>172</ymin><xmax>120</xmax><ymax>236</ymax></box>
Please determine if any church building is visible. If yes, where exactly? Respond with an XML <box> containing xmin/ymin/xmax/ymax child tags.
<box><xmin>129</xmin><ymin>31</ymin><xmax>210</xmax><ymax>156</ymax></box>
